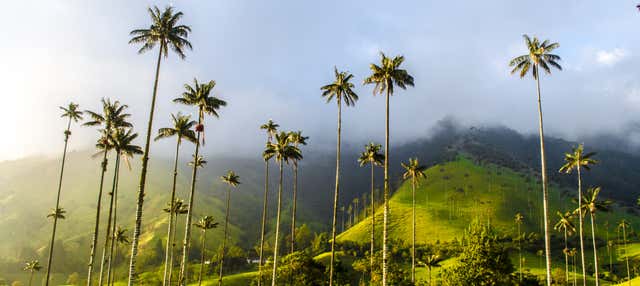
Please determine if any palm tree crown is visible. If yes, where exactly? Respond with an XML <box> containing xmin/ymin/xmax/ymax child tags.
<box><xmin>60</xmin><ymin>102</ymin><xmax>83</xmax><ymax>122</ymax></box>
<box><xmin>358</xmin><ymin>143</ymin><xmax>384</xmax><ymax>167</ymax></box>
<box><xmin>509</xmin><ymin>35</ymin><xmax>562</xmax><ymax>79</ymax></box>
<box><xmin>194</xmin><ymin>216</ymin><xmax>219</xmax><ymax>231</ymax></box>
<box><xmin>47</xmin><ymin>208</ymin><xmax>67</xmax><ymax>220</ymax></box>
<box><xmin>554</xmin><ymin>211</ymin><xmax>576</xmax><ymax>235</ymax></box>
<box><xmin>84</xmin><ymin>98</ymin><xmax>132</xmax><ymax>131</ymax></box>
<box><xmin>288</xmin><ymin>131</ymin><xmax>309</xmax><ymax>147</ymax></box>
<box><xmin>155</xmin><ymin>112</ymin><xmax>197</xmax><ymax>143</ymax></box>
<box><xmin>174</xmin><ymin>79</ymin><xmax>226</xmax><ymax>120</ymax></box>
<box><xmin>260</xmin><ymin>119</ymin><xmax>279</xmax><ymax>141</ymax></box>
<box><xmin>321</xmin><ymin>67</ymin><xmax>359</xmax><ymax>106</ymax></box>
<box><xmin>363</xmin><ymin>52</ymin><xmax>415</xmax><ymax>95</ymax></box>
<box><xmin>576</xmin><ymin>187</ymin><xmax>611</xmax><ymax>216</ymax></box>
<box><xmin>559</xmin><ymin>144</ymin><xmax>598</xmax><ymax>174</ymax></box>
<box><xmin>401</xmin><ymin>158</ymin><xmax>427</xmax><ymax>181</ymax></box>
<box><xmin>24</xmin><ymin>260</ymin><xmax>42</xmax><ymax>272</ymax></box>
<box><xmin>128</xmin><ymin>6</ymin><xmax>192</xmax><ymax>59</ymax></box>
<box><xmin>221</xmin><ymin>170</ymin><xmax>241</xmax><ymax>187</ymax></box>
<box><xmin>263</xmin><ymin>132</ymin><xmax>303</xmax><ymax>163</ymax></box>
<box><xmin>189</xmin><ymin>155</ymin><xmax>207</xmax><ymax>168</ymax></box>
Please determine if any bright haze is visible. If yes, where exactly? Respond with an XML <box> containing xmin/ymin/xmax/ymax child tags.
<box><xmin>1</xmin><ymin>0</ymin><xmax>638</xmax><ymax>161</ymax></box>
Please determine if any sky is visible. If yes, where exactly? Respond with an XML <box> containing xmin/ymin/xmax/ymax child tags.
<box><xmin>1</xmin><ymin>0</ymin><xmax>639</xmax><ymax>161</ymax></box>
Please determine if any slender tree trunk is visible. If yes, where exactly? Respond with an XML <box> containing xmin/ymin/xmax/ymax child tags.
<box><xmin>382</xmin><ymin>88</ymin><xmax>390</xmax><ymax>286</ymax></box>
<box><xmin>411</xmin><ymin>177</ymin><xmax>416</xmax><ymax>283</ymax></box>
<box><xmin>329</xmin><ymin>97</ymin><xmax>342</xmax><ymax>286</ymax></box>
<box><xmin>219</xmin><ymin>187</ymin><xmax>231</xmax><ymax>286</ymax></box>
<box><xmin>128</xmin><ymin>44</ymin><xmax>163</xmax><ymax>286</ymax></box>
<box><xmin>163</xmin><ymin>138</ymin><xmax>182</xmax><ymax>286</ymax></box>
<box><xmin>99</xmin><ymin>154</ymin><xmax>120</xmax><ymax>286</ymax></box>
<box><xmin>519</xmin><ymin>223</ymin><xmax>522</xmax><ymax>281</ymax></box>
<box><xmin>291</xmin><ymin>162</ymin><xmax>298</xmax><ymax>254</ymax></box>
<box><xmin>29</xmin><ymin>271</ymin><xmax>34</xmax><ymax>286</ymax></box>
<box><xmin>577</xmin><ymin>166</ymin><xmax>587</xmax><ymax>286</ymax></box>
<box><xmin>88</xmin><ymin>152</ymin><xmax>109</xmax><ymax>286</ymax></box>
<box><xmin>169</xmin><ymin>211</ymin><xmax>180</xmax><ymax>286</ymax></box>
<box><xmin>106</xmin><ymin>163</ymin><xmax>121</xmax><ymax>286</ymax></box>
<box><xmin>179</xmin><ymin>108</ymin><xmax>203</xmax><ymax>285</ymax></box>
<box><xmin>258</xmin><ymin>159</ymin><xmax>270</xmax><ymax>286</ymax></box>
<box><xmin>45</xmin><ymin>117</ymin><xmax>72</xmax><ymax>286</ymax></box>
<box><xmin>565</xmin><ymin>229</ymin><xmax>569</xmax><ymax>285</ymax></box>
<box><xmin>623</xmin><ymin>225</ymin><xmax>630</xmax><ymax>286</ymax></box>
<box><xmin>535</xmin><ymin>74</ymin><xmax>553</xmax><ymax>286</ymax></box>
<box><xmin>590</xmin><ymin>213</ymin><xmax>600</xmax><ymax>285</ymax></box>
<box><xmin>370</xmin><ymin>163</ymin><xmax>375</xmax><ymax>281</ymax></box>
<box><xmin>198</xmin><ymin>230</ymin><xmax>206</xmax><ymax>286</ymax></box>
<box><xmin>271</xmin><ymin>160</ymin><xmax>284</xmax><ymax>286</ymax></box>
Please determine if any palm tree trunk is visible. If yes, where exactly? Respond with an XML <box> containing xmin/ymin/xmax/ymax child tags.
<box><xmin>291</xmin><ymin>162</ymin><xmax>298</xmax><ymax>254</ymax></box>
<box><xmin>370</xmin><ymin>163</ymin><xmax>375</xmax><ymax>280</ymax></box>
<box><xmin>382</xmin><ymin>88</ymin><xmax>390</xmax><ymax>286</ymax></box>
<box><xmin>100</xmin><ymin>154</ymin><xmax>120</xmax><ymax>286</ymax></box>
<box><xmin>411</xmin><ymin>177</ymin><xmax>416</xmax><ymax>283</ymax></box>
<box><xmin>128</xmin><ymin>44</ymin><xmax>163</xmax><ymax>286</ymax></box>
<box><xmin>565</xmin><ymin>229</ymin><xmax>569</xmax><ymax>285</ymax></box>
<box><xmin>535</xmin><ymin>74</ymin><xmax>553</xmax><ymax>286</ymax></box>
<box><xmin>169</xmin><ymin>210</ymin><xmax>180</xmax><ymax>286</ymax></box>
<box><xmin>29</xmin><ymin>271</ymin><xmax>34</xmax><ymax>286</ymax></box>
<box><xmin>163</xmin><ymin>138</ymin><xmax>182</xmax><ymax>286</ymax></box>
<box><xmin>198</xmin><ymin>230</ymin><xmax>206</xmax><ymax>286</ymax></box>
<box><xmin>624</xmin><ymin>225</ymin><xmax>630</xmax><ymax>286</ymax></box>
<box><xmin>106</xmin><ymin>164</ymin><xmax>121</xmax><ymax>286</ymax></box>
<box><xmin>88</xmin><ymin>152</ymin><xmax>109</xmax><ymax>286</ymax></box>
<box><xmin>271</xmin><ymin>159</ymin><xmax>284</xmax><ymax>286</ymax></box>
<box><xmin>519</xmin><ymin>223</ymin><xmax>522</xmax><ymax>281</ymax></box>
<box><xmin>219</xmin><ymin>187</ymin><xmax>231</xmax><ymax>286</ymax></box>
<box><xmin>329</xmin><ymin>97</ymin><xmax>342</xmax><ymax>286</ymax></box>
<box><xmin>179</xmin><ymin>108</ymin><xmax>203</xmax><ymax>285</ymax></box>
<box><xmin>577</xmin><ymin>166</ymin><xmax>587</xmax><ymax>286</ymax></box>
<box><xmin>590</xmin><ymin>213</ymin><xmax>600</xmax><ymax>285</ymax></box>
<box><xmin>45</xmin><ymin>117</ymin><xmax>72</xmax><ymax>286</ymax></box>
<box><xmin>258</xmin><ymin>159</ymin><xmax>270</xmax><ymax>286</ymax></box>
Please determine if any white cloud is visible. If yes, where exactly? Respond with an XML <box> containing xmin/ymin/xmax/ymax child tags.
<box><xmin>596</xmin><ymin>48</ymin><xmax>628</xmax><ymax>66</ymax></box>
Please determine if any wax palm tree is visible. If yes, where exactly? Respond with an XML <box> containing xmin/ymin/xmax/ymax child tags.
<box><xmin>174</xmin><ymin>78</ymin><xmax>226</xmax><ymax>285</ymax></box>
<box><xmin>263</xmin><ymin>132</ymin><xmax>302</xmax><ymax>286</ymax></box>
<box><xmin>218</xmin><ymin>171</ymin><xmax>240</xmax><ymax>286</ymax></box>
<box><xmin>258</xmin><ymin>119</ymin><xmax>278</xmax><ymax>286</ymax></box>
<box><xmin>127</xmin><ymin>6</ymin><xmax>191</xmax><ymax>284</ymax></box>
<box><xmin>24</xmin><ymin>260</ymin><xmax>42</xmax><ymax>286</ymax></box>
<box><xmin>401</xmin><ymin>157</ymin><xmax>426</xmax><ymax>283</ymax></box>
<box><xmin>364</xmin><ymin>52</ymin><xmax>414</xmax><ymax>285</ymax></box>
<box><xmin>576</xmin><ymin>187</ymin><xmax>610</xmax><ymax>286</ymax></box>
<box><xmin>560</xmin><ymin>144</ymin><xmax>598</xmax><ymax>285</ymax></box>
<box><xmin>321</xmin><ymin>67</ymin><xmax>358</xmax><ymax>286</ymax></box>
<box><xmin>554</xmin><ymin>211</ymin><xmax>576</xmax><ymax>285</ymax></box>
<box><xmin>84</xmin><ymin>99</ymin><xmax>132</xmax><ymax>286</ymax></box>
<box><xmin>193</xmin><ymin>216</ymin><xmax>218</xmax><ymax>286</ymax></box>
<box><xmin>105</xmin><ymin>129</ymin><xmax>142</xmax><ymax>286</ymax></box>
<box><xmin>47</xmin><ymin>208</ymin><xmax>66</xmax><ymax>219</ymax></box>
<box><xmin>163</xmin><ymin>199</ymin><xmax>189</xmax><ymax>286</ymax></box>
<box><xmin>618</xmin><ymin>219</ymin><xmax>631</xmax><ymax>285</ymax></box>
<box><xmin>510</xmin><ymin>34</ymin><xmax>562</xmax><ymax>286</ymax></box>
<box><xmin>44</xmin><ymin>102</ymin><xmax>83</xmax><ymax>286</ymax></box>
<box><xmin>358</xmin><ymin>142</ymin><xmax>384</xmax><ymax>275</ymax></box>
<box><xmin>287</xmin><ymin>131</ymin><xmax>308</xmax><ymax>254</ymax></box>
<box><xmin>155</xmin><ymin>113</ymin><xmax>197</xmax><ymax>286</ymax></box>
<box><xmin>514</xmin><ymin>212</ymin><xmax>524</xmax><ymax>281</ymax></box>
<box><xmin>108</xmin><ymin>227</ymin><xmax>130</xmax><ymax>286</ymax></box>
<box><xmin>423</xmin><ymin>254</ymin><xmax>441</xmax><ymax>286</ymax></box>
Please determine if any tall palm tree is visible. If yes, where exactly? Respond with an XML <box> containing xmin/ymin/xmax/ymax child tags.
<box><xmin>218</xmin><ymin>171</ymin><xmax>240</xmax><ymax>286</ymax></box>
<box><xmin>44</xmin><ymin>102</ymin><xmax>82</xmax><ymax>286</ymax></box>
<box><xmin>321</xmin><ymin>67</ymin><xmax>358</xmax><ymax>286</ymax></box>
<box><xmin>163</xmin><ymin>199</ymin><xmax>189</xmax><ymax>286</ymax></box>
<box><xmin>174</xmin><ymin>78</ymin><xmax>226</xmax><ymax>285</ymax></box>
<box><xmin>287</xmin><ymin>131</ymin><xmax>308</xmax><ymax>254</ymax></box>
<box><xmin>554</xmin><ymin>211</ymin><xmax>576</xmax><ymax>285</ymax></box>
<box><xmin>509</xmin><ymin>34</ymin><xmax>562</xmax><ymax>286</ymax></box>
<box><xmin>364</xmin><ymin>52</ymin><xmax>414</xmax><ymax>285</ymax></box>
<box><xmin>193</xmin><ymin>216</ymin><xmax>219</xmax><ymax>286</ymax></box>
<box><xmin>358</xmin><ymin>142</ymin><xmax>383</xmax><ymax>275</ymax></box>
<box><xmin>155</xmin><ymin>113</ymin><xmax>197</xmax><ymax>286</ymax></box>
<box><xmin>401</xmin><ymin>157</ymin><xmax>426</xmax><ymax>283</ymax></box>
<box><xmin>514</xmin><ymin>212</ymin><xmax>524</xmax><ymax>281</ymax></box>
<box><xmin>127</xmin><ymin>6</ymin><xmax>191</xmax><ymax>284</ymax></box>
<box><xmin>105</xmin><ymin>129</ymin><xmax>142</xmax><ymax>286</ymax></box>
<box><xmin>576</xmin><ymin>187</ymin><xmax>610</xmax><ymax>286</ymax></box>
<box><xmin>559</xmin><ymin>144</ymin><xmax>598</xmax><ymax>285</ymax></box>
<box><xmin>108</xmin><ymin>227</ymin><xmax>130</xmax><ymax>286</ymax></box>
<box><xmin>263</xmin><ymin>132</ymin><xmax>302</xmax><ymax>286</ymax></box>
<box><xmin>618</xmin><ymin>219</ymin><xmax>631</xmax><ymax>285</ymax></box>
<box><xmin>423</xmin><ymin>254</ymin><xmax>441</xmax><ymax>286</ymax></box>
<box><xmin>258</xmin><ymin>119</ymin><xmax>278</xmax><ymax>286</ymax></box>
<box><xmin>24</xmin><ymin>260</ymin><xmax>42</xmax><ymax>286</ymax></box>
<box><xmin>84</xmin><ymin>99</ymin><xmax>132</xmax><ymax>286</ymax></box>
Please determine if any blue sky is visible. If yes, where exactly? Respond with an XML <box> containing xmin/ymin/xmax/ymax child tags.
<box><xmin>1</xmin><ymin>0</ymin><xmax>639</xmax><ymax>160</ymax></box>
